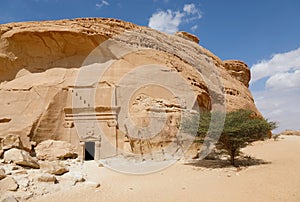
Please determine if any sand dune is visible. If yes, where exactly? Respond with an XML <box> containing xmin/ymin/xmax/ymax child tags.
<box><xmin>32</xmin><ymin>135</ymin><xmax>300</xmax><ymax>202</ymax></box>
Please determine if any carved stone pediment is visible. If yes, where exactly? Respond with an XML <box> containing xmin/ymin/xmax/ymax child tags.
<box><xmin>63</xmin><ymin>121</ymin><xmax>74</xmax><ymax>128</ymax></box>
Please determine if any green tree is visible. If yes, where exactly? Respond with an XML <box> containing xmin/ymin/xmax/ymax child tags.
<box><xmin>183</xmin><ymin>109</ymin><xmax>277</xmax><ymax>166</ymax></box>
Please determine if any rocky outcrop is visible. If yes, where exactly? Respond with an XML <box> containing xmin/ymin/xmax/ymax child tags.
<box><xmin>175</xmin><ymin>31</ymin><xmax>200</xmax><ymax>44</ymax></box>
<box><xmin>3</xmin><ymin>148</ymin><xmax>40</xmax><ymax>169</ymax></box>
<box><xmin>223</xmin><ymin>60</ymin><xmax>251</xmax><ymax>87</ymax></box>
<box><xmin>0</xmin><ymin>18</ymin><xmax>138</xmax><ymax>82</ymax></box>
<box><xmin>35</xmin><ymin>140</ymin><xmax>78</xmax><ymax>161</ymax></box>
<box><xmin>0</xmin><ymin>134</ymin><xmax>23</xmax><ymax>150</ymax></box>
<box><xmin>0</xmin><ymin>176</ymin><xmax>18</xmax><ymax>191</ymax></box>
<box><xmin>280</xmin><ymin>130</ymin><xmax>300</xmax><ymax>136</ymax></box>
<box><xmin>39</xmin><ymin>160</ymin><xmax>69</xmax><ymax>175</ymax></box>
<box><xmin>0</xmin><ymin>167</ymin><xmax>6</xmax><ymax>180</ymax></box>
<box><xmin>36</xmin><ymin>173</ymin><xmax>58</xmax><ymax>183</ymax></box>
<box><xmin>0</xmin><ymin>158</ymin><xmax>100</xmax><ymax>201</ymax></box>
<box><xmin>0</xmin><ymin>18</ymin><xmax>260</xmax><ymax>152</ymax></box>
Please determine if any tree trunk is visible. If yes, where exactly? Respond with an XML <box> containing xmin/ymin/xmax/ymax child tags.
<box><xmin>230</xmin><ymin>150</ymin><xmax>236</xmax><ymax>166</ymax></box>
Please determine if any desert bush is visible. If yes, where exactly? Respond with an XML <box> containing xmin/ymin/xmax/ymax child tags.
<box><xmin>183</xmin><ymin>109</ymin><xmax>277</xmax><ymax>166</ymax></box>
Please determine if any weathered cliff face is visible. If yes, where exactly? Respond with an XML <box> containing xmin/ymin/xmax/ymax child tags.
<box><xmin>0</xmin><ymin>18</ymin><xmax>138</xmax><ymax>81</ymax></box>
<box><xmin>223</xmin><ymin>60</ymin><xmax>250</xmax><ymax>87</ymax></box>
<box><xmin>0</xmin><ymin>18</ymin><xmax>259</xmax><ymax>151</ymax></box>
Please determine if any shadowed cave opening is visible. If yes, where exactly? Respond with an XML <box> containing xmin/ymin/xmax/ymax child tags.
<box><xmin>85</xmin><ymin>142</ymin><xmax>95</xmax><ymax>161</ymax></box>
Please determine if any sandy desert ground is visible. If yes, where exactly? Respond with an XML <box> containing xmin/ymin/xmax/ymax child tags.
<box><xmin>31</xmin><ymin>135</ymin><xmax>300</xmax><ymax>202</ymax></box>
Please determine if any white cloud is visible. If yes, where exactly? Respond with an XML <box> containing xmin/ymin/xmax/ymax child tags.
<box><xmin>253</xmin><ymin>89</ymin><xmax>300</xmax><ymax>133</ymax></box>
<box><xmin>183</xmin><ymin>4</ymin><xmax>197</xmax><ymax>15</ymax></box>
<box><xmin>183</xmin><ymin>3</ymin><xmax>202</xmax><ymax>22</ymax></box>
<box><xmin>250</xmin><ymin>47</ymin><xmax>300</xmax><ymax>133</ymax></box>
<box><xmin>96</xmin><ymin>0</ymin><xmax>109</xmax><ymax>9</ymax></box>
<box><xmin>251</xmin><ymin>47</ymin><xmax>300</xmax><ymax>83</ymax></box>
<box><xmin>251</xmin><ymin>46</ymin><xmax>300</xmax><ymax>90</ymax></box>
<box><xmin>148</xmin><ymin>10</ymin><xmax>184</xmax><ymax>34</ymax></box>
<box><xmin>148</xmin><ymin>3</ymin><xmax>202</xmax><ymax>34</ymax></box>
<box><xmin>266</xmin><ymin>70</ymin><xmax>300</xmax><ymax>89</ymax></box>
<box><xmin>191</xmin><ymin>25</ymin><xmax>198</xmax><ymax>32</ymax></box>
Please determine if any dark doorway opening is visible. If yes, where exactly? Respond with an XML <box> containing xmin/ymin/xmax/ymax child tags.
<box><xmin>85</xmin><ymin>142</ymin><xmax>95</xmax><ymax>160</ymax></box>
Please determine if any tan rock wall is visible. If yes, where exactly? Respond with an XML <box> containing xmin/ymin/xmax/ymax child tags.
<box><xmin>0</xmin><ymin>18</ymin><xmax>260</xmax><ymax>153</ymax></box>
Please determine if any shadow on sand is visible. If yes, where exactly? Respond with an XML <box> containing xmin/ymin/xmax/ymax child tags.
<box><xmin>184</xmin><ymin>156</ymin><xmax>271</xmax><ymax>169</ymax></box>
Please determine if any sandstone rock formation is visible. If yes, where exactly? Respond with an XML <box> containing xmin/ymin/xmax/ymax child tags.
<box><xmin>0</xmin><ymin>167</ymin><xmax>6</xmax><ymax>180</ymax></box>
<box><xmin>0</xmin><ymin>176</ymin><xmax>18</xmax><ymax>191</ymax></box>
<box><xmin>39</xmin><ymin>160</ymin><xmax>69</xmax><ymax>175</ymax></box>
<box><xmin>0</xmin><ymin>158</ymin><xmax>98</xmax><ymax>201</ymax></box>
<box><xmin>175</xmin><ymin>31</ymin><xmax>200</xmax><ymax>44</ymax></box>
<box><xmin>280</xmin><ymin>130</ymin><xmax>300</xmax><ymax>136</ymax></box>
<box><xmin>0</xmin><ymin>134</ymin><xmax>24</xmax><ymax>152</ymax></box>
<box><xmin>36</xmin><ymin>173</ymin><xmax>58</xmax><ymax>183</ymax></box>
<box><xmin>35</xmin><ymin>140</ymin><xmax>78</xmax><ymax>161</ymax></box>
<box><xmin>0</xmin><ymin>18</ymin><xmax>260</xmax><ymax>160</ymax></box>
<box><xmin>3</xmin><ymin>148</ymin><xmax>40</xmax><ymax>169</ymax></box>
<box><xmin>223</xmin><ymin>60</ymin><xmax>250</xmax><ymax>87</ymax></box>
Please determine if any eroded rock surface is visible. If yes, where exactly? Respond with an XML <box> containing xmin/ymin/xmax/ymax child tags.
<box><xmin>223</xmin><ymin>60</ymin><xmax>251</xmax><ymax>87</ymax></box>
<box><xmin>36</xmin><ymin>173</ymin><xmax>58</xmax><ymax>183</ymax></box>
<box><xmin>280</xmin><ymin>130</ymin><xmax>300</xmax><ymax>136</ymax></box>
<box><xmin>39</xmin><ymin>160</ymin><xmax>69</xmax><ymax>175</ymax></box>
<box><xmin>35</xmin><ymin>140</ymin><xmax>78</xmax><ymax>161</ymax></box>
<box><xmin>0</xmin><ymin>158</ymin><xmax>100</xmax><ymax>201</ymax></box>
<box><xmin>175</xmin><ymin>31</ymin><xmax>200</xmax><ymax>44</ymax></box>
<box><xmin>0</xmin><ymin>167</ymin><xmax>6</xmax><ymax>180</ymax></box>
<box><xmin>0</xmin><ymin>134</ymin><xmax>23</xmax><ymax>150</ymax></box>
<box><xmin>0</xmin><ymin>18</ymin><xmax>260</xmax><ymax>153</ymax></box>
<box><xmin>3</xmin><ymin>148</ymin><xmax>40</xmax><ymax>169</ymax></box>
<box><xmin>0</xmin><ymin>176</ymin><xmax>18</xmax><ymax>191</ymax></box>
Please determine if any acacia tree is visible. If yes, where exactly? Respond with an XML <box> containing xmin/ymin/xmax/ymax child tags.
<box><xmin>183</xmin><ymin>109</ymin><xmax>277</xmax><ymax>166</ymax></box>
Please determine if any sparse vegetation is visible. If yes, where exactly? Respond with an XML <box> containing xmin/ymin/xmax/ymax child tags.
<box><xmin>183</xmin><ymin>109</ymin><xmax>277</xmax><ymax>166</ymax></box>
<box><xmin>272</xmin><ymin>134</ymin><xmax>281</xmax><ymax>141</ymax></box>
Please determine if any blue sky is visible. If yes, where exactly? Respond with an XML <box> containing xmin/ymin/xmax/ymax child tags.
<box><xmin>0</xmin><ymin>0</ymin><xmax>299</xmax><ymax>132</ymax></box>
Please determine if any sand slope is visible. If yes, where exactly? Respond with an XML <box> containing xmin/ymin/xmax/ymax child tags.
<box><xmin>32</xmin><ymin>135</ymin><xmax>300</xmax><ymax>202</ymax></box>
